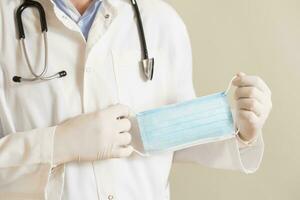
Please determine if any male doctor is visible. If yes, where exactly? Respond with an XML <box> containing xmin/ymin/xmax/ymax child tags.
<box><xmin>0</xmin><ymin>0</ymin><xmax>272</xmax><ymax>199</ymax></box>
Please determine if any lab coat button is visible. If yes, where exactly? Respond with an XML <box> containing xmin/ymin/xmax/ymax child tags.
<box><xmin>108</xmin><ymin>195</ymin><xmax>114</xmax><ymax>200</ymax></box>
<box><xmin>62</xmin><ymin>15</ymin><xmax>68</xmax><ymax>20</ymax></box>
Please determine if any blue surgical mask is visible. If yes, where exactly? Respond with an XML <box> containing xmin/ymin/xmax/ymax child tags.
<box><xmin>133</xmin><ymin>77</ymin><xmax>238</xmax><ymax>156</ymax></box>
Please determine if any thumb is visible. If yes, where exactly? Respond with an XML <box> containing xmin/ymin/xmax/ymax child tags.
<box><xmin>236</xmin><ymin>72</ymin><xmax>246</xmax><ymax>77</ymax></box>
<box><xmin>113</xmin><ymin>146</ymin><xmax>134</xmax><ymax>158</ymax></box>
<box><xmin>232</xmin><ymin>72</ymin><xmax>246</xmax><ymax>86</ymax></box>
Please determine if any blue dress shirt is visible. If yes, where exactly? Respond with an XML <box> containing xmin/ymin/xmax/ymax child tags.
<box><xmin>53</xmin><ymin>0</ymin><xmax>102</xmax><ymax>40</ymax></box>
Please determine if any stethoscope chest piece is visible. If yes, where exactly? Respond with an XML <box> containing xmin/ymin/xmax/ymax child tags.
<box><xmin>142</xmin><ymin>58</ymin><xmax>154</xmax><ymax>81</ymax></box>
<box><xmin>130</xmin><ymin>0</ymin><xmax>155</xmax><ymax>81</ymax></box>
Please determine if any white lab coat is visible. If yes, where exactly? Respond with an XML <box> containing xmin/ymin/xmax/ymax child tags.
<box><xmin>0</xmin><ymin>0</ymin><xmax>264</xmax><ymax>199</ymax></box>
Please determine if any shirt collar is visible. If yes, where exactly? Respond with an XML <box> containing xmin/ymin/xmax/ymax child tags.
<box><xmin>52</xmin><ymin>0</ymin><xmax>102</xmax><ymax>21</ymax></box>
<box><xmin>48</xmin><ymin>0</ymin><xmax>121</xmax><ymax>16</ymax></box>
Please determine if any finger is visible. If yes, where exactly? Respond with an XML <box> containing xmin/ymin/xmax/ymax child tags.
<box><xmin>116</xmin><ymin>118</ymin><xmax>132</xmax><ymax>132</ymax></box>
<box><xmin>234</xmin><ymin>87</ymin><xmax>265</xmax><ymax>103</ymax></box>
<box><xmin>111</xmin><ymin>104</ymin><xmax>130</xmax><ymax>119</ymax></box>
<box><xmin>233</xmin><ymin>75</ymin><xmax>269</xmax><ymax>93</ymax></box>
<box><xmin>116</xmin><ymin>132</ymin><xmax>132</xmax><ymax>146</ymax></box>
<box><xmin>237</xmin><ymin>110</ymin><xmax>259</xmax><ymax>130</ymax></box>
<box><xmin>113</xmin><ymin>146</ymin><xmax>134</xmax><ymax>158</ymax></box>
<box><xmin>236</xmin><ymin>98</ymin><xmax>263</xmax><ymax>117</ymax></box>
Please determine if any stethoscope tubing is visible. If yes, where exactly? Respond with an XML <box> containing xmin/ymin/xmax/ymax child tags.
<box><xmin>20</xmin><ymin>32</ymin><xmax>48</xmax><ymax>79</ymax></box>
<box><xmin>130</xmin><ymin>0</ymin><xmax>149</xmax><ymax>60</ymax></box>
<box><xmin>13</xmin><ymin>0</ymin><xmax>67</xmax><ymax>83</ymax></box>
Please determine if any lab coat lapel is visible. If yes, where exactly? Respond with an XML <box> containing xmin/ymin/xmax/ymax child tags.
<box><xmin>85</xmin><ymin>0</ymin><xmax>128</xmax><ymax>54</ymax></box>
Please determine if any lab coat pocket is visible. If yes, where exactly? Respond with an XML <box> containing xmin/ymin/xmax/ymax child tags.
<box><xmin>3</xmin><ymin>63</ymin><xmax>69</xmax><ymax>133</ymax></box>
<box><xmin>112</xmin><ymin>49</ymin><xmax>172</xmax><ymax>112</ymax></box>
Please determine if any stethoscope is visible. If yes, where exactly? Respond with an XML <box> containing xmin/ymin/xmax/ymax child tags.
<box><xmin>13</xmin><ymin>0</ymin><xmax>154</xmax><ymax>83</ymax></box>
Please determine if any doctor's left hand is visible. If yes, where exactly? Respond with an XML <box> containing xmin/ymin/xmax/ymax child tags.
<box><xmin>232</xmin><ymin>73</ymin><xmax>272</xmax><ymax>143</ymax></box>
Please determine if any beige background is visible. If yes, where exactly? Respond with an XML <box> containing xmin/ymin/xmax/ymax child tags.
<box><xmin>167</xmin><ymin>0</ymin><xmax>300</xmax><ymax>199</ymax></box>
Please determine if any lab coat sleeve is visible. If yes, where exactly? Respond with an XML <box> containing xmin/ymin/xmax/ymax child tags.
<box><xmin>0</xmin><ymin>127</ymin><xmax>59</xmax><ymax>198</ymax></box>
<box><xmin>0</xmin><ymin>66</ymin><xmax>61</xmax><ymax>197</ymax></box>
<box><xmin>174</xmin><ymin>134</ymin><xmax>264</xmax><ymax>174</ymax></box>
<box><xmin>166</xmin><ymin>5</ymin><xmax>264</xmax><ymax>173</ymax></box>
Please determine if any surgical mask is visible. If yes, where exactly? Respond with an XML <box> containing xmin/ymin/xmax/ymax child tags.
<box><xmin>132</xmin><ymin>77</ymin><xmax>238</xmax><ymax>156</ymax></box>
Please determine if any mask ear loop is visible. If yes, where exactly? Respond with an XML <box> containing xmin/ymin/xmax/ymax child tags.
<box><xmin>224</xmin><ymin>75</ymin><xmax>240</xmax><ymax>136</ymax></box>
<box><xmin>224</xmin><ymin>75</ymin><xmax>237</xmax><ymax>96</ymax></box>
<box><xmin>132</xmin><ymin>148</ymin><xmax>150</xmax><ymax>157</ymax></box>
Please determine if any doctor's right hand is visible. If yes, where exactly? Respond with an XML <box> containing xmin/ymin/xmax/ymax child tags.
<box><xmin>53</xmin><ymin>104</ymin><xmax>133</xmax><ymax>165</ymax></box>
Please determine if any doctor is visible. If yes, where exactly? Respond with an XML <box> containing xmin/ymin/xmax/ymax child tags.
<box><xmin>0</xmin><ymin>0</ymin><xmax>272</xmax><ymax>199</ymax></box>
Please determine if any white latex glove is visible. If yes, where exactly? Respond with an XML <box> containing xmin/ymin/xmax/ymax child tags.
<box><xmin>233</xmin><ymin>72</ymin><xmax>272</xmax><ymax>142</ymax></box>
<box><xmin>53</xmin><ymin>104</ymin><xmax>133</xmax><ymax>165</ymax></box>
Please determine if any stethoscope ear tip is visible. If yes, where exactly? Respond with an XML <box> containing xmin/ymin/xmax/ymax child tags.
<box><xmin>58</xmin><ymin>70</ymin><xmax>67</xmax><ymax>78</ymax></box>
<box><xmin>12</xmin><ymin>76</ymin><xmax>22</xmax><ymax>83</ymax></box>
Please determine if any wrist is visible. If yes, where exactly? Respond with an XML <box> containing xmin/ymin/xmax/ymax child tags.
<box><xmin>237</xmin><ymin>128</ymin><xmax>261</xmax><ymax>141</ymax></box>
<box><xmin>237</xmin><ymin>130</ymin><xmax>260</xmax><ymax>146</ymax></box>
<box><xmin>53</xmin><ymin>125</ymin><xmax>74</xmax><ymax>165</ymax></box>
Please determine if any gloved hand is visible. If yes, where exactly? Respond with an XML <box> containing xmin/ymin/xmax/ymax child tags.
<box><xmin>53</xmin><ymin>104</ymin><xmax>133</xmax><ymax>165</ymax></box>
<box><xmin>233</xmin><ymin>72</ymin><xmax>272</xmax><ymax>142</ymax></box>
